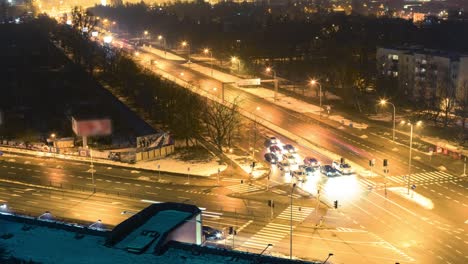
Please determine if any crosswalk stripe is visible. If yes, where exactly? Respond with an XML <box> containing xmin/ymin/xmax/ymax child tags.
<box><xmin>225</xmin><ymin>184</ymin><xmax>263</xmax><ymax>193</ymax></box>
<box><xmin>241</xmin><ymin>222</ymin><xmax>290</xmax><ymax>250</ymax></box>
<box><xmin>387</xmin><ymin>171</ymin><xmax>456</xmax><ymax>185</ymax></box>
<box><xmin>336</xmin><ymin>227</ymin><xmax>367</xmax><ymax>233</ymax></box>
<box><xmin>276</xmin><ymin>206</ymin><xmax>314</xmax><ymax>222</ymax></box>
<box><xmin>358</xmin><ymin>179</ymin><xmax>377</xmax><ymax>189</ymax></box>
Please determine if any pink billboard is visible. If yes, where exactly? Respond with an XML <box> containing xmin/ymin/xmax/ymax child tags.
<box><xmin>72</xmin><ymin>117</ymin><xmax>112</xmax><ymax>136</ymax></box>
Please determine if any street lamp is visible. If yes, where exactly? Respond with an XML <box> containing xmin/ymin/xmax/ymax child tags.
<box><xmin>290</xmin><ymin>183</ymin><xmax>296</xmax><ymax>260</ymax></box>
<box><xmin>379</xmin><ymin>99</ymin><xmax>396</xmax><ymax>142</ymax></box>
<box><xmin>229</xmin><ymin>148</ymin><xmax>234</xmax><ymax>176</ymax></box>
<box><xmin>322</xmin><ymin>253</ymin><xmax>334</xmax><ymax>264</ymax></box>
<box><xmin>266</xmin><ymin>67</ymin><xmax>279</xmax><ymax>102</ymax></box>
<box><xmin>157</xmin><ymin>35</ymin><xmax>167</xmax><ymax>57</ymax></box>
<box><xmin>204</xmin><ymin>48</ymin><xmax>213</xmax><ymax>77</ymax></box>
<box><xmin>86</xmin><ymin>146</ymin><xmax>96</xmax><ymax>193</ymax></box>
<box><xmin>231</xmin><ymin>56</ymin><xmax>240</xmax><ymax>73</ymax></box>
<box><xmin>181</xmin><ymin>41</ymin><xmax>191</xmax><ymax>65</ymax></box>
<box><xmin>400</xmin><ymin>120</ymin><xmax>422</xmax><ymax>195</ymax></box>
<box><xmin>260</xmin><ymin>243</ymin><xmax>273</xmax><ymax>255</ymax></box>
<box><xmin>310</xmin><ymin>79</ymin><xmax>322</xmax><ymax>116</ymax></box>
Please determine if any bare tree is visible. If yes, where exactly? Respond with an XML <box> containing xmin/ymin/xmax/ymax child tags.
<box><xmin>436</xmin><ymin>65</ymin><xmax>456</xmax><ymax>127</ymax></box>
<box><xmin>202</xmin><ymin>98</ymin><xmax>241</xmax><ymax>153</ymax></box>
<box><xmin>71</xmin><ymin>6</ymin><xmax>97</xmax><ymax>38</ymax></box>
<box><xmin>456</xmin><ymin>80</ymin><xmax>468</xmax><ymax>144</ymax></box>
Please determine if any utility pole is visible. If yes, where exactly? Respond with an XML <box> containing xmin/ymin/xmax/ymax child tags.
<box><xmin>462</xmin><ymin>157</ymin><xmax>467</xmax><ymax>177</ymax></box>
<box><xmin>290</xmin><ymin>183</ymin><xmax>296</xmax><ymax>260</ymax></box>
<box><xmin>383</xmin><ymin>159</ymin><xmax>388</xmax><ymax>197</ymax></box>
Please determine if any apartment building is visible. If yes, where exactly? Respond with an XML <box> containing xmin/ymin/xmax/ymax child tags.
<box><xmin>377</xmin><ymin>46</ymin><xmax>468</xmax><ymax>104</ymax></box>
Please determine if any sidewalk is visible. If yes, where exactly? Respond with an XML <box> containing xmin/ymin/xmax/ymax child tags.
<box><xmin>0</xmin><ymin>146</ymin><xmax>225</xmax><ymax>177</ymax></box>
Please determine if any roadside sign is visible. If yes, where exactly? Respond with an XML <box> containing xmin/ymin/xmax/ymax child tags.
<box><xmin>237</xmin><ymin>78</ymin><xmax>261</xmax><ymax>86</ymax></box>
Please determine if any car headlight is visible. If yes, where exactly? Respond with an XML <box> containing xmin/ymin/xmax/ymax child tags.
<box><xmin>215</xmin><ymin>232</ymin><xmax>222</xmax><ymax>238</ymax></box>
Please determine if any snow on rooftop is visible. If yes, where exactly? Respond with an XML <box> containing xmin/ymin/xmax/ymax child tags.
<box><xmin>116</xmin><ymin>210</ymin><xmax>191</xmax><ymax>249</ymax></box>
<box><xmin>0</xmin><ymin>218</ymin><xmax>254</xmax><ymax>264</ymax></box>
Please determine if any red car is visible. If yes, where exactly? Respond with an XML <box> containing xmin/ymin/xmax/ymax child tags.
<box><xmin>269</xmin><ymin>145</ymin><xmax>282</xmax><ymax>155</ymax></box>
<box><xmin>304</xmin><ymin>157</ymin><xmax>320</xmax><ymax>167</ymax></box>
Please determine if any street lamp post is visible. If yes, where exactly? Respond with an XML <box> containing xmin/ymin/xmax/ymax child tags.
<box><xmin>204</xmin><ymin>48</ymin><xmax>213</xmax><ymax>77</ymax></box>
<box><xmin>231</xmin><ymin>56</ymin><xmax>240</xmax><ymax>73</ymax></box>
<box><xmin>229</xmin><ymin>148</ymin><xmax>234</xmax><ymax>177</ymax></box>
<box><xmin>401</xmin><ymin>120</ymin><xmax>422</xmax><ymax>195</ymax></box>
<box><xmin>379</xmin><ymin>99</ymin><xmax>396</xmax><ymax>142</ymax></box>
<box><xmin>157</xmin><ymin>35</ymin><xmax>167</xmax><ymax>58</ymax></box>
<box><xmin>310</xmin><ymin>80</ymin><xmax>322</xmax><ymax>117</ymax></box>
<box><xmin>462</xmin><ymin>157</ymin><xmax>467</xmax><ymax>177</ymax></box>
<box><xmin>86</xmin><ymin>146</ymin><xmax>96</xmax><ymax>193</ymax></box>
<box><xmin>266</xmin><ymin>67</ymin><xmax>279</xmax><ymax>102</ymax></box>
<box><xmin>322</xmin><ymin>253</ymin><xmax>334</xmax><ymax>264</ymax></box>
<box><xmin>182</xmin><ymin>41</ymin><xmax>190</xmax><ymax>65</ymax></box>
<box><xmin>260</xmin><ymin>243</ymin><xmax>273</xmax><ymax>255</ymax></box>
<box><xmin>290</xmin><ymin>183</ymin><xmax>296</xmax><ymax>260</ymax></box>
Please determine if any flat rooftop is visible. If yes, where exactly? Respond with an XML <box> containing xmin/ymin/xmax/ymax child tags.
<box><xmin>115</xmin><ymin>210</ymin><xmax>192</xmax><ymax>249</ymax></box>
<box><xmin>0</xmin><ymin>218</ymin><xmax>247</xmax><ymax>264</ymax></box>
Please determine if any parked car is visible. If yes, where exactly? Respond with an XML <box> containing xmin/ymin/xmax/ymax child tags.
<box><xmin>264</xmin><ymin>153</ymin><xmax>279</xmax><ymax>164</ymax></box>
<box><xmin>332</xmin><ymin>161</ymin><xmax>354</xmax><ymax>175</ymax></box>
<box><xmin>269</xmin><ymin>145</ymin><xmax>282</xmax><ymax>155</ymax></box>
<box><xmin>303</xmin><ymin>157</ymin><xmax>320</xmax><ymax>167</ymax></box>
<box><xmin>203</xmin><ymin>226</ymin><xmax>224</xmax><ymax>240</ymax></box>
<box><xmin>321</xmin><ymin>165</ymin><xmax>339</xmax><ymax>177</ymax></box>
<box><xmin>264</xmin><ymin>136</ymin><xmax>279</xmax><ymax>147</ymax></box>
<box><xmin>283</xmin><ymin>144</ymin><xmax>296</xmax><ymax>153</ymax></box>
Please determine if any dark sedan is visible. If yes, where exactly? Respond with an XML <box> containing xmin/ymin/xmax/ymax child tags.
<box><xmin>320</xmin><ymin>165</ymin><xmax>339</xmax><ymax>177</ymax></box>
<box><xmin>264</xmin><ymin>153</ymin><xmax>279</xmax><ymax>164</ymax></box>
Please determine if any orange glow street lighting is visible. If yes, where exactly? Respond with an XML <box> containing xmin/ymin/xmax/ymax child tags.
<box><xmin>266</xmin><ymin>67</ymin><xmax>279</xmax><ymax>101</ymax></box>
<box><xmin>379</xmin><ymin>99</ymin><xmax>396</xmax><ymax>142</ymax></box>
<box><xmin>310</xmin><ymin>79</ymin><xmax>322</xmax><ymax>116</ymax></box>
<box><xmin>181</xmin><ymin>41</ymin><xmax>191</xmax><ymax>65</ymax></box>
<box><xmin>231</xmin><ymin>56</ymin><xmax>240</xmax><ymax>72</ymax></box>
<box><xmin>400</xmin><ymin>120</ymin><xmax>422</xmax><ymax>195</ymax></box>
<box><xmin>158</xmin><ymin>35</ymin><xmax>167</xmax><ymax>57</ymax></box>
<box><xmin>204</xmin><ymin>48</ymin><xmax>213</xmax><ymax>76</ymax></box>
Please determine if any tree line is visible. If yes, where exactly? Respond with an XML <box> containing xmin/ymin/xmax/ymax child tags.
<box><xmin>89</xmin><ymin>2</ymin><xmax>468</xmax><ymax>143</ymax></box>
<box><xmin>35</xmin><ymin>13</ymin><xmax>240</xmax><ymax>153</ymax></box>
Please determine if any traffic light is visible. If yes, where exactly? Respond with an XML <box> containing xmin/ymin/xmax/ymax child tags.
<box><xmin>228</xmin><ymin>226</ymin><xmax>233</xmax><ymax>235</ymax></box>
<box><xmin>340</xmin><ymin>158</ymin><xmax>345</xmax><ymax>164</ymax></box>
<box><xmin>252</xmin><ymin>162</ymin><xmax>256</xmax><ymax>168</ymax></box>
<box><xmin>334</xmin><ymin>200</ymin><xmax>338</xmax><ymax>209</ymax></box>
<box><xmin>383</xmin><ymin>159</ymin><xmax>388</xmax><ymax>167</ymax></box>
<box><xmin>268</xmin><ymin>200</ymin><xmax>272</xmax><ymax>207</ymax></box>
